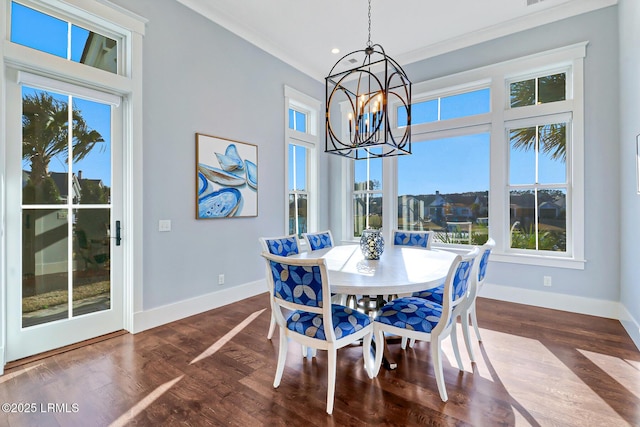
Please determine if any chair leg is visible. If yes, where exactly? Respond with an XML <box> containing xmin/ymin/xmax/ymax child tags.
<box><xmin>362</xmin><ymin>331</ymin><xmax>374</xmax><ymax>378</ymax></box>
<box><xmin>326</xmin><ymin>347</ymin><xmax>337</xmax><ymax>415</ymax></box>
<box><xmin>401</xmin><ymin>336</ymin><xmax>408</xmax><ymax>350</ymax></box>
<box><xmin>372</xmin><ymin>328</ymin><xmax>386</xmax><ymax>377</ymax></box>
<box><xmin>273</xmin><ymin>330</ymin><xmax>288</xmax><ymax>388</ymax></box>
<box><xmin>267</xmin><ymin>313</ymin><xmax>276</xmax><ymax>340</ymax></box>
<box><xmin>470</xmin><ymin>302</ymin><xmax>483</xmax><ymax>342</ymax></box>
<box><xmin>461</xmin><ymin>309</ymin><xmax>476</xmax><ymax>363</ymax></box>
<box><xmin>450</xmin><ymin>319</ymin><xmax>464</xmax><ymax>370</ymax></box>
<box><xmin>431</xmin><ymin>336</ymin><xmax>448</xmax><ymax>402</ymax></box>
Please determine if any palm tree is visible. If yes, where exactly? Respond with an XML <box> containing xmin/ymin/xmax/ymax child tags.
<box><xmin>509</xmin><ymin>74</ymin><xmax>566</xmax><ymax>162</ymax></box>
<box><xmin>22</xmin><ymin>92</ymin><xmax>104</xmax><ymax>192</ymax></box>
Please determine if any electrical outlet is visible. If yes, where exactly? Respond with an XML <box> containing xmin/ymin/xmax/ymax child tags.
<box><xmin>158</xmin><ymin>220</ymin><xmax>171</xmax><ymax>232</ymax></box>
<box><xmin>218</xmin><ymin>274</ymin><xmax>225</xmax><ymax>285</ymax></box>
<box><xmin>543</xmin><ymin>276</ymin><xmax>552</xmax><ymax>287</ymax></box>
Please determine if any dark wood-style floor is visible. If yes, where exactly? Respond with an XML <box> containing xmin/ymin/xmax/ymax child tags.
<box><xmin>1</xmin><ymin>294</ymin><xmax>639</xmax><ymax>426</ymax></box>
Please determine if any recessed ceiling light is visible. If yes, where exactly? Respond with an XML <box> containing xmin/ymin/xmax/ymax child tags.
<box><xmin>331</xmin><ymin>48</ymin><xmax>340</xmax><ymax>54</ymax></box>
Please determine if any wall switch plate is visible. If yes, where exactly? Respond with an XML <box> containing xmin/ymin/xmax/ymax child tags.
<box><xmin>543</xmin><ymin>276</ymin><xmax>552</xmax><ymax>287</ymax></box>
<box><xmin>218</xmin><ymin>274</ymin><xmax>225</xmax><ymax>285</ymax></box>
<box><xmin>158</xmin><ymin>220</ymin><xmax>171</xmax><ymax>232</ymax></box>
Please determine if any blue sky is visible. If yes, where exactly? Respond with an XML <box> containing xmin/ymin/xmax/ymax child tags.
<box><xmin>14</xmin><ymin>2</ymin><xmax>113</xmax><ymax>187</ymax></box>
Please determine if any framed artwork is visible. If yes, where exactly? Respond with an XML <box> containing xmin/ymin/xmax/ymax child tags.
<box><xmin>196</xmin><ymin>133</ymin><xmax>258</xmax><ymax>219</ymax></box>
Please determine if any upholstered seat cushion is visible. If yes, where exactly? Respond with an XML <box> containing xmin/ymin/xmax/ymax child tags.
<box><xmin>412</xmin><ymin>284</ymin><xmax>444</xmax><ymax>304</ymax></box>
<box><xmin>375</xmin><ymin>297</ymin><xmax>446</xmax><ymax>333</ymax></box>
<box><xmin>287</xmin><ymin>305</ymin><xmax>371</xmax><ymax>340</ymax></box>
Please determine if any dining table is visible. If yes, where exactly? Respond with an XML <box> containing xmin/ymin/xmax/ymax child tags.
<box><xmin>292</xmin><ymin>244</ymin><xmax>458</xmax><ymax>368</ymax></box>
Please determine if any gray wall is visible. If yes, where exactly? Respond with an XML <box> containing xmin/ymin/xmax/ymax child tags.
<box><xmin>109</xmin><ymin>0</ymin><xmax>324</xmax><ymax>309</ymax></box>
<box><xmin>619</xmin><ymin>0</ymin><xmax>640</xmax><ymax>332</ymax></box>
<box><xmin>329</xmin><ymin>6</ymin><xmax>622</xmax><ymax>302</ymax></box>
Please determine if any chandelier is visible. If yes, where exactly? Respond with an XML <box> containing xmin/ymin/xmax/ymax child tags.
<box><xmin>325</xmin><ymin>0</ymin><xmax>411</xmax><ymax>159</ymax></box>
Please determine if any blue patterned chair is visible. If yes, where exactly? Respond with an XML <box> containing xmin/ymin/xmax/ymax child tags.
<box><xmin>259</xmin><ymin>235</ymin><xmax>301</xmax><ymax>340</ymax></box>
<box><xmin>412</xmin><ymin>239</ymin><xmax>495</xmax><ymax>364</ymax></box>
<box><xmin>372</xmin><ymin>246</ymin><xmax>479</xmax><ymax>402</ymax></box>
<box><xmin>391</xmin><ymin>229</ymin><xmax>433</xmax><ymax>249</ymax></box>
<box><xmin>302</xmin><ymin>230</ymin><xmax>334</xmax><ymax>251</ymax></box>
<box><xmin>261</xmin><ymin>252</ymin><xmax>374</xmax><ymax>414</ymax></box>
<box><xmin>464</xmin><ymin>238</ymin><xmax>495</xmax><ymax>357</ymax></box>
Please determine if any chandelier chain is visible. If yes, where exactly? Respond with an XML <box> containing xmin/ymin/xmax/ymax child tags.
<box><xmin>367</xmin><ymin>0</ymin><xmax>372</xmax><ymax>48</ymax></box>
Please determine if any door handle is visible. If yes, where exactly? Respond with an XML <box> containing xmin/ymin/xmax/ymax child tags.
<box><xmin>115</xmin><ymin>220</ymin><xmax>122</xmax><ymax>246</ymax></box>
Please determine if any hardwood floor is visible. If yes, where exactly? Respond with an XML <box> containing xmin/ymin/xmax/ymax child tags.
<box><xmin>1</xmin><ymin>295</ymin><xmax>638</xmax><ymax>426</ymax></box>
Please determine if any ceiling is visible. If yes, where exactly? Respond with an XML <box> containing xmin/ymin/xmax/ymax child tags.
<box><xmin>175</xmin><ymin>0</ymin><xmax>616</xmax><ymax>82</ymax></box>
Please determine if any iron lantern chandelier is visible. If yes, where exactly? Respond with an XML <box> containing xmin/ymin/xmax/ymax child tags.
<box><xmin>325</xmin><ymin>0</ymin><xmax>411</xmax><ymax>159</ymax></box>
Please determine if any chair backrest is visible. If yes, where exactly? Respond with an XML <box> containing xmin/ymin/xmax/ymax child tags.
<box><xmin>391</xmin><ymin>229</ymin><xmax>432</xmax><ymax>249</ymax></box>
<box><xmin>261</xmin><ymin>251</ymin><xmax>337</xmax><ymax>342</ymax></box>
<box><xmin>437</xmin><ymin>246</ymin><xmax>479</xmax><ymax>329</ymax></box>
<box><xmin>477</xmin><ymin>237</ymin><xmax>495</xmax><ymax>286</ymax></box>
<box><xmin>259</xmin><ymin>234</ymin><xmax>300</xmax><ymax>256</ymax></box>
<box><xmin>302</xmin><ymin>230</ymin><xmax>334</xmax><ymax>251</ymax></box>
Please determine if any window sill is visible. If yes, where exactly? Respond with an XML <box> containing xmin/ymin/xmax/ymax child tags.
<box><xmin>489</xmin><ymin>252</ymin><xmax>585</xmax><ymax>270</ymax></box>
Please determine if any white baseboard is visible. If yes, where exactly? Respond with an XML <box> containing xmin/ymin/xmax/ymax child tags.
<box><xmin>132</xmin><ymin>279</ymin><xmax>266</xmax><ymax>333</ymax></box>
<box><xmin>619</xmin><ymin>305</ymin><xmax>640</xmax><ymax>351</ymax></box>
<box><xmin>481</xmin><ymin>282</ymin><xmax>640</xmax><ymax>352</ymax></box>
<box><xmin>480</xmin><ymin>282</ymin><xmax>621</xmax><ymax>319</ymax></box>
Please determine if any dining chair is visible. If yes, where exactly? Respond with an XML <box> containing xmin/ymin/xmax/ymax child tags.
<box><xmin>302</xmin><ymin>230</ymin><xmax>334</xmax><ymax>251</ymax></box>
<box><xmin>466</xmin><ymin>238</ymin><xmax>495</xmax><ymax>348</ymax></box>
<box><xmin>259</xmin><ymin>234</ymin><xmax>301</xmax><ymax>340</ymax></box>
<box><xmin>261</xmin><ymin>251</ymin><xmax>374</xmax><ymax>415</ymax></box>
<box><xmin>371</xmin><ymin>246</ymin><xmax>479</xmax><ymax>402</ymax></box>
<box><xmin>391</xmin><ymin>229</ymin><xmax>433</xmax><ymax>249</ymax></box>
<box><xmin>411</xmin><ymin>239</ymin><xmax>495</xmax><ymax>364</ymax></box>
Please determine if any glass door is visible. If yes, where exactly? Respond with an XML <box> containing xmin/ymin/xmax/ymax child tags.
<box><xmin>5</xmin><ymin>76</ymin><xmax>123</xmax><ymax>361</ymax></box>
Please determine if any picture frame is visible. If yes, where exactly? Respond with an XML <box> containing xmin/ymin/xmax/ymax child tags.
<box><xmin>196</xmin><ymin>133</ymin><xmax>258</xmax><ymax>219</ymax></box>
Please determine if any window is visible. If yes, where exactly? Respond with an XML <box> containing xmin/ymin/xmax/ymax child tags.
<box><xmin>285</xmin><ymin>87</ymin><xmax>320</xmax><ymax>238</ymax></box>
<box><xmin>10</xmin><ymin>1</ymin><xmax>119</xmax><ymax>74</ymax></box>
<box><xmin>397</xmin><ymin>133</ymin><xmax>490</xmax><ymax>245</ymax></box>
<box><xmin>343</xmin><ymin>43</ymin><xmax>586</xmax><ymax>268</ymax></box>
<box><xmin>507</xmin><ymin>70</ymin><xmax>571</xmax><ymax>253</ymax></box>
<box><xmin>353</xmin><ymin>155</ymin><xmax>383</xmax><ymax>237</ymax></box>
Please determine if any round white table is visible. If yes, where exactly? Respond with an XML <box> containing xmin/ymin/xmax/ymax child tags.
<box><xmin>294</xmin><ymin>244</ymin><xmax>458</xmax><ymax>369</ymax></box>
<box><xmin>294</xmin><ymin>244</ymin><xmax>457</xmax><ymax>296</ymax></box>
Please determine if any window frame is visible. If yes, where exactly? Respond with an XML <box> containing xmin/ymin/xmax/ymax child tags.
<box><xmin>1</xmin><ymin>0</ymin><xmax>147</xmax><ymax>349</ymax></box>
<box><xmin>343</xmin><ymin>42</ymin><xmax>586</xmax><ymax>269</ymax></box>
<box><xmin>284</xmin><ymin>86</ymin><xmax>320</xmax><ymax>241</ymax></box>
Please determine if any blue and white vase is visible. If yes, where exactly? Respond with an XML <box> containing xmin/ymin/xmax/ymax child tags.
<box><xmin>360</xmin><ymin>229</ymin><xmax>384</xmax><ymax>260</ymax></box>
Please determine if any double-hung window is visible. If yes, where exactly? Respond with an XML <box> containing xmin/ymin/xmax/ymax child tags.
<box><xmin>397</xmin><ymin>86</ymin><xmax>491</xmax><ymax>245</ymax></box>
<box><xmin>507</xmin><ymin>71</ymin><xmax>571</xmax><ymax>253</ymax></box>
<box><xmin>345</xmin><ymin>43</ymin><xmax>586</xmax><ymax>268</ymax></box>
<box><xmin>284</xmin><ymin>86</ymin><xmax>319</xmax><ymax>238</ymax></box>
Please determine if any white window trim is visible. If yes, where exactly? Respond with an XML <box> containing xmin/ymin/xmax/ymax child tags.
<box><xmin>284</xmin><ymin>86</ymin><xmax>320</xmax><ymax>241</ymax></box>
<box><xmin>0</xmin><ymin>0</ymin><xmax>147</xmax><ymax>350</ymax></box>
<box><xmin>386</xmin><ymin>42</ymin><xmax>586</xmax><ymax>269</ymax></box>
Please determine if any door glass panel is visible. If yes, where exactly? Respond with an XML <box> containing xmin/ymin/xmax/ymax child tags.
<box><xmin>22</xmin><ymin>209</ymin><xmax>69</xmax><ymax>327</ymax></box>
<box><xmin>22</xmin><ymin>87</ymin><xmax>70</xmax><ymax>205</ymax></box>
<box><xmin>73</xmin><ymin>208</ymin><xmax>111</xmax><ymax>316</ymax></box>
<box><xmin>72</xmin><ymin>98</ymin><xmax>112</xmax><ymax>204</ymax></box>
<box><xmin>21</xmin><ymin>85</ymin><xmax>112</xmax><ymax>327</ymax></box>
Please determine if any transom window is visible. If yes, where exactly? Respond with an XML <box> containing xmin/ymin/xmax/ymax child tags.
<box><xmin>10</xmin><ymin>1</ymin><xmax>119</xmax><ymax>74</ymax></box>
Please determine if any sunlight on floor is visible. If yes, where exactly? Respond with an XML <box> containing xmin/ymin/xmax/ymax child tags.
<box><xmin>190</xmin><ymin>308</ymin><xmax>265</xmax><ymax>364</ymax></box>
<box><xmin>109</xmin><ymin>375</ymin><xmax>184</xmax><ymax>427</ymax></box>
<box><xmin>578</xmin><ymin>348</ymin><xmax>640</xmax><ymax>400</ymax></box>
<box><xmin>0</xmin><ymin>364</ymin><xmax>42</xmax><ymax>384</ymax></box>
<box><xmin>479</xmin><ymin>329</ymin><xmax>630</xmax><ymax>426</ymax></box>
